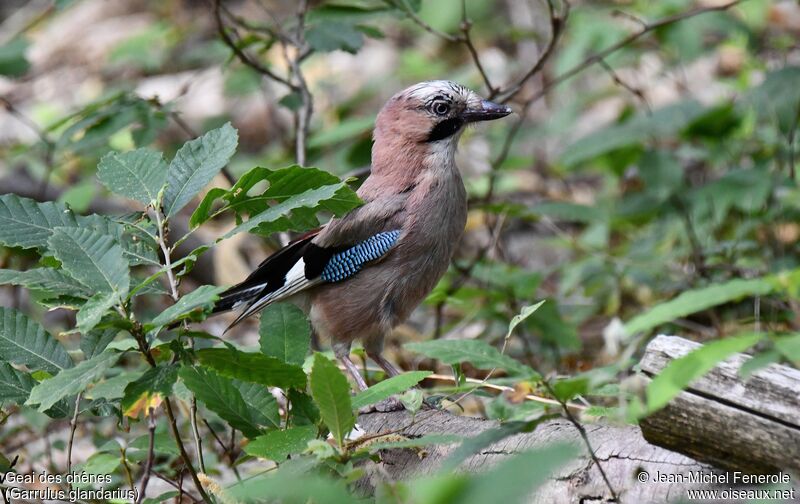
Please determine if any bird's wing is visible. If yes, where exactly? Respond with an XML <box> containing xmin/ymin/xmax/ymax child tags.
<box><xmin>214</xmin><ymin>197</ymin><xmax>406</xmax><ymax>329</ymax></box>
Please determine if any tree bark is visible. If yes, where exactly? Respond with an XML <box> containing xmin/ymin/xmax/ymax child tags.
<box><xmin>639</xmin><ymin>335</ymin><xmax>800</xmax><ymax>475</ymax></box>
<box><xmin>357</xmin><ymin>410</ymin><xmax>722</xmax><ymax>503</ymax></box>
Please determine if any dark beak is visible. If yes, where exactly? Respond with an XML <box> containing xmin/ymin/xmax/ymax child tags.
<box><xmin>462</xmin><ymin>100</ymin><xmax>513</xmax><ymax>123</ymax></box>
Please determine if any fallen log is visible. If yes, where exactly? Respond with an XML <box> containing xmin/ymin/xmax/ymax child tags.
<box><xmin>639</xmin><ymin>335</ymin><xmax>800</xmax><ymax>475</ymax></box>
<box><xmin>356</xmin><ymin>334</ymin><xmax>800</xmax><ymax>502</ymax></box>
<box><xmin>357</xmin><ymin>411</ymin><xmax>722</xmax><ymax>503</ymax></box>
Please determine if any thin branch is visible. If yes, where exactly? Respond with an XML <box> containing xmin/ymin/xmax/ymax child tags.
<box><xmin>542</xmin><ymin>380</ymin><xmax>618</xmax><ymax>501</ymax></box>
<box><xmin>135</xmin><ymin>407</ymin><xmax>157</xmax><ymax>504</ymax></box>
<box><xmin>494</xmin><ymin>0</ymin><xmax>569</xmax><ymax>102</ymax></box>
<box><xmin>459</xmin><ymin>0</ymin><xmax>495</xmax><ymax>95</ymax></box>
<box><xmin>190</xmin><ymin>397</ymin><xmax>206</xmax><ymax>474</ymax></box>
<box><xmin>66</xmin><ymin>392</ymin><xmax>82</xmax><ymax>480</ymax></box>
<box><xmin>212</xmin><ymin>0</ymin><xmax>296</xmax><ymax>90</ymax></box>
<box><xmin>387</xmin><ymin>0</ymin><xmax>459</xmax><ymax>41</ymax></box>
<box><xmin>514</xmin><ymin>0</ymin><xmax>743</xmax><ymax>104</ymax></box>
<box><xmin>597</xmin><ymin>57</ymin><xmax>651</xmax><ymax>112</ymax></box>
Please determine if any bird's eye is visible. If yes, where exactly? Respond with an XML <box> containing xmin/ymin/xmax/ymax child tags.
<box><xmin>433</xmin><ymin>102</ymin><xmax>450</xmax><ymax>116</ymax></box>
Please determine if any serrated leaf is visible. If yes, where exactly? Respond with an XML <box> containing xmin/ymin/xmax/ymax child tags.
<box><xmin>87</xmin><ymin>370</ymin><xmax>144</xmax><ymax>401</ymax></box>
<box><xmin>198</xmin><ymin>348</ymin><xmax>306</xmax><ymax>390</ymax></box>
<box><xmin>406</xmin><ymin>340</ymin><xmax>535</xmax><ymax>376</ymax></box>
<box><xmin>179</xmin><ymin>366</ymin><xmax>262</xmax><ymax>438</ymax></box>
<box><xmin>624</xmin><ymin>277</ymin><xmax>776</xmax><ymax>336</ymax></box>
<box><xmin>0</xmin><ymin>268</ymin><xmax>93</xmax><ymax>298</ymax></box>
<box><xmin>232</xmin><ymin>380</ymin><xmax>280</xmax><ymax>428</ymax></box>
<box><xmin>351</xmin><ymin>371</ymin><xmax>431</xmax><ymax>410</ymax></box>
<box><xmin>121</xmin><ymin>364</ymin><xmax>179</xmax><ymax>417</ymax></box>
<box><xmin>646</xmin><ymin>333</ymin><xmax>763</xmax><ymax>413</ymax></box>
<box><xmin>220</xmin><ymin>183</ymin><xmax>357</xmax><ymax>241</ymax></box>
<box><xmin>48</xmin><ymin>227</ymin><xmax>130</xmax><ymax>299</ymax></box>
<box><xmin>310</xmin><ymin>353</ymin><xmax>354</xmax><ymax>447</ymax></box>
<box><xmin>0</xmin><ymin>307</ymin><xmax>73</xmax><ymax>373</ymax></box>
<box><xmin>27</xmin><ymin>350</ymin><xmax>119</xmax><ymax>412</ymax></box>
<box><xmin>245</xmin><ymin>425</ymin><xmax>318</xmax><ymax>461</ymax></box>
<box><xmin>163</xmin><ymin>123</ymin><xmax>238</xmax><ymax>217</ymax></box>
<box><xmin>0</xmin><ymin>194</ymin><xmax>79</xmax><ymax>251</ymax></box>
<box><xmin>97</xmin><ymin>148</ymin><xmax>168</xmax><ymax>205</ymax></box>
<box><xmin>80</xmin><ymin>329</ymin><xmax>118</xmax><ymax>359</ymax></box>
<box><xmin>147</xmin><ymin>285</ymin><xmax>224</xmax><ymax>331</ymax></box>
<box><xmin>0</xmin><ymin>362</ymin><xmax>36</xmax><ymax>404</ymax></box>
<box><xmin>76</xmin><ymin>293</ymin><xmax>117</xmax><ymax>333</ymax></box>
<box><xmin>259</xmin><ymin>303</ymin><xmax>310</xmax><ymax>365</ymax></box>
<box><xmin>191</xmin><ymin>165</ymin><xmax>361</xmax><ymax>232</ymax></box>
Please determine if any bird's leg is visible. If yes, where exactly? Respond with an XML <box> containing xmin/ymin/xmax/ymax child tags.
<box><xmin>366</xmin><ymin>351</ymin><xmax>401</xmax><ymax>378</ymax></box>
<box><xmin>333</xmin><ymin>342</ymin><xmax>369</xmax><ymax>391</ymax></box>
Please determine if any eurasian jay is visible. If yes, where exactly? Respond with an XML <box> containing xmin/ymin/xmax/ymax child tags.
<box><xmin>214</xmin><ymin>80</ymin><xmax>512</xmax><ymax>390</ymax></box>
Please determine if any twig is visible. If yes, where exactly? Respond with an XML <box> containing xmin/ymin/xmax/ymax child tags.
<box><xmin>135</xmin><ymin>407</ymin><xmax>157</xmax><ymax>504</ymax></box>
<box><xmin>542</xmin><ymin>380</ymin><xmax>618</xmax><ymax>501</ymax></box>
<box><xmin>190</xmin><ymin>397</ymin><xmax>206</xmax><ymax>474</ymax></box>
<box><xmin>0</xmin><ymin>96</ymin><xmax>57</xmax><ymax>198</ymax></box>
<box><xmin>510</xmin><ymin>0</ymin><xmax>743</xmax><ymax>104</ymax></box>
<box><xmin>212</xmin><ymin>0</ymin><xmax>295</xmax><ymax>89</ymax></box>
<box><xmin>66</xmin><ymin>392</ymin><xmax>82</xmax><ymax>481</ymax></box>
<box><xmin>493</xmin><ymin>0</ymin><xmax>569</xmax><ymax>102</ymax></box>
<box><xmin>387</xmin><ymin>0</ymin><xmax>458</xmax><ymax>41</ymax></box>
<box><xmin>597</xmin><ymin>57</ymin><xmax>651</xmax><ymax>112</ymax></box>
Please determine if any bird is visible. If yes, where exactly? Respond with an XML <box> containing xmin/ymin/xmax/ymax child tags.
<box><xmin>213</xmin><ymin>80</ymin><xmax>512</xmax><ymax>391</ymax></box>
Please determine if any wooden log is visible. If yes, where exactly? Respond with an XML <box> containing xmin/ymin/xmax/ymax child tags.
<box><xmin>639</xmin><ymin>335</ymin><xmax>800</xmax><ymax>475</ymax></box>
<box><xmin>357</xmin><ymin>411</ymin><xmax>728</xmax><ymax>503</ymax></box>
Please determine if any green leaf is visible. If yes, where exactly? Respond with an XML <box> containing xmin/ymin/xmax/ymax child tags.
<box><xmin>624</xmin><ymin>277</ymin><xmax>776</xmax><ymax>336</ymax></box>
<box><xmin>528</xmin><ymin>201</ymin><xmax>599</xmax><ymax>223</ymax></box>
<box><xmin>179</xmin><ymin>366</ymin><xmax>262</xmax><ymax>438</ymax></box>
<box><xmin>227</xmin><ymin>468</ymin><xmax>352</xmax><ymax>504</ymax></box>
<box><xmin>351</xmin><ymin>371</ymin><xmax>431</xmax><ymax>410</ymax></box>
<box><xmin>505</xmin><ymin>300</ymin><xmax>545</xmax><ymax>342</ymax></box>
<box><xmin>406</xmin><ymin>340</ymin><xmax>535</xmax><ymax>376</ymax></box>
<box><xmin>220</xmin><ymin>183</ymin><xmax>357</xmax><ymax>241</ymax></box>
<box><xmin>310</xmin><ymin>353</ymin><xmax>354</xmax><ymax>447</ymax></box>
<box><xmin>191</xmin><ymin>165</ymin><xmax>359</xmax><ymax>228</ymax></box>
<box><xmin>774</xmin><ymin>334</ymin><xmax>800</xmax><ymax>367</ymax></box>
<box><xmin>0</xmin><ymin>307</ymin><xmax>73</xmax><ymax>373</ymax></box>
<box><xmin>27</xmin><ymin>350</ymin><xmax>119</xmax><ymax>412</ymax></box>
<box><xmin>80</xmin><ymin>329</ymin><xmax>118</xmax><ymax>359</ymax></box>
<box><xmin>646</xmin><ymin>333</ymin><xmax>764</xmax><ymax>413</ymax></box>
<box><xmin>0</xmin><ymin>363</ymin><xmax>36</xmax><ymax>404</ymax></box>
<box><xmin>87</xmin><ymin>370</ymin><xmax>144</xmax><ymax>401</ymax></box>
<box><xmin>198</xmin><ymin>348</ymin><xmax>307</xmax><ymax>390</ymax></box>
<box><xmin>562</xmin><ymin>100</ymin><xmax>704</xmax><ymax>167</ymax></box>
<box><xmin>306</xmin><ymin>21</ymin><xmax>363</xmax><ymax>53</ymax></box>
<box><xmin>76</xmin><ymin>293</ymin><xmax>117</xmax><ymax>333</ymax></box>
<box><xmin>244</xmin><ymin>425</ymin><xmax>318</xmax><ymax>461</ymax></box>
<box><xmin>163</xmin><ymin>123</ymin><xmax>238</xmax><ymax>217</ymax></box>
<box><xmin>97</xmin><ymin>148</ymin><xmax>168</xmax><ymax>205</ymax></box>
<box><xmin>0</xmin><ymin>38</ymin><xmax>30</xmax><ymax>77</ymax></box>
<box><xmin>259</xmin><ymin>303</ymin><xmax>311</xmax><ymax>365</ymax></box>
<box><xmin>147</xmin><ymin>285</ymin><xmax>224</xmax><ymax>331</ymax></box>
<box><xmin>48</xmin><ymin>227</ymin><xmax>130</xmax><ymax>299</ymax></box>
<box><xmin>232</xmin><ymin>380</ymin><xmax>281</xmax><ymax>428</ymax></box>
<box><xmin>0</xmin><ymin>268</ymin><xmax>93</xmax><ymax>298</ymax></box>
<box><xmin>121</xmin><ymin>364</ymin><xmax>179</xmax><ymax>414</ymax></box>
<box><xmin>0</xmin><ymin>194</ymin><xmax>79</xmax><ymax>251</ymax></box>
<box><xmin>458</xmin><ymin>444</ymin><xmax>578</xmax><ymax>504</ymax></box>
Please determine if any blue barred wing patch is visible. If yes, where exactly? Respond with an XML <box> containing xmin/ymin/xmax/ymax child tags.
<box><xmin>320</xmin><ymin>230</ymin><xmax>401</xmax><ymax>282</ymax></box>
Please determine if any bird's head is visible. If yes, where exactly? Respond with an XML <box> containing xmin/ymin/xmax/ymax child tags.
<box><xmin>373</xmin><ymin>80</ymin><xmax>512</xmax><ymax>149</ymax></box>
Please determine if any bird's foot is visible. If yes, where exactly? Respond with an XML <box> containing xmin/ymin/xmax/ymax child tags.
<box><xmin>358</xmin><ymin>396</ymin><xmax>406</xmax><ymax>414</ymax></box>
